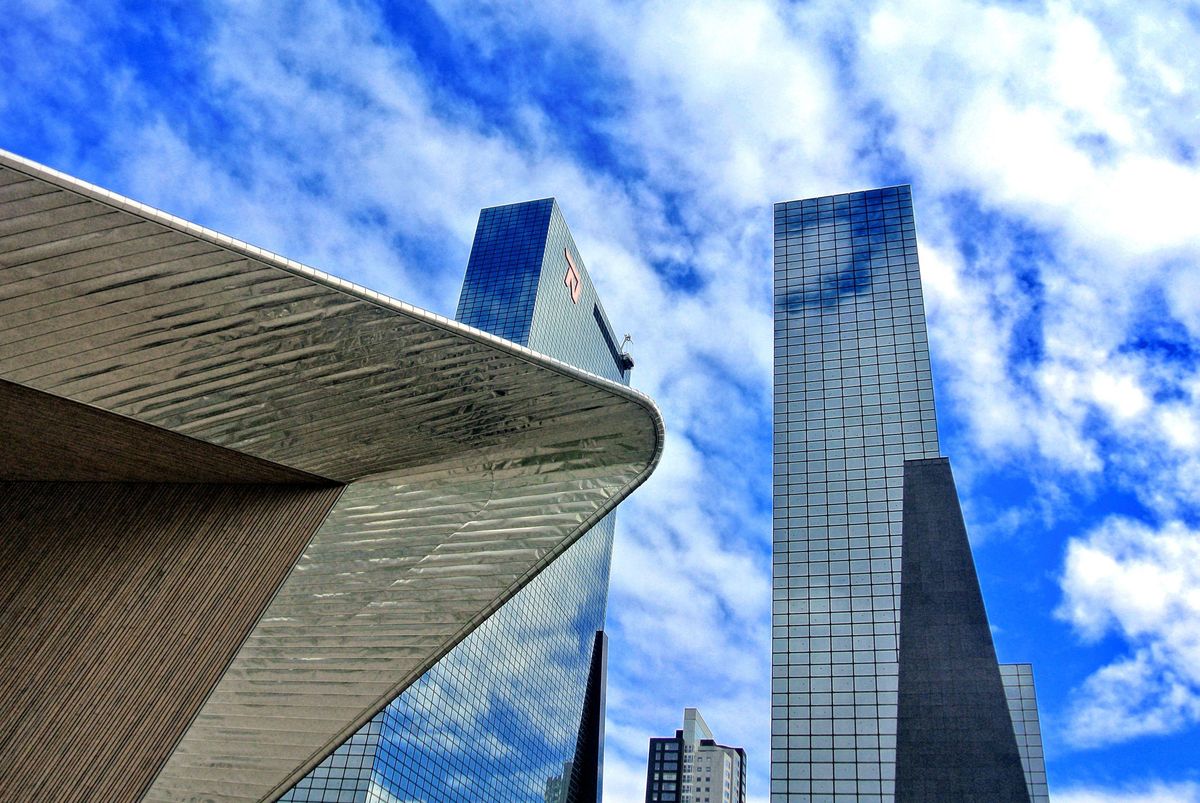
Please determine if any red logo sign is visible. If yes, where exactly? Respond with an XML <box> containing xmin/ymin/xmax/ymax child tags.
<box><xmin>563</xmin><ymin>248</ymin><xmax>582</xmax><ymax>304</ymax></box>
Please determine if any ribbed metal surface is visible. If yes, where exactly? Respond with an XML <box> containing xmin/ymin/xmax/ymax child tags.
<box><xmin>0</xmin><ymin>153</ymin><xmax>658</xmax><ymax>484</ymax></box>
<box><xmin>152</xmin><ymin>455</ymin><xmax>637</xmax><ymax>802</ymax></box>
<box><xmin>0</xmin><ymin>481</ymin><xmax>342</xmax><ymax>803</ymax></box>
<box><xmin>0</xmin><ymin>149</ymin><xmax>664</xmax><ymax>802</ymax></box>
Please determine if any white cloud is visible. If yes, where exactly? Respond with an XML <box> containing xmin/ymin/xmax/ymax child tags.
<box><xmin>862</xmin><ymin>0</ymin><xmax>1200</xmax><ymax>257</ymax></box>
<box><xmin>853</xmin><ymin>0</ymin><xmax>1200</xmax><ymax>485</ymax></box>
<box><xmin>1056</xmin><ymin>780</ymin><xmax>1200</xmax><ymax>803</ymax></box>
<box><xmin>1088</xmin><ymin>370</ymin><xmax>1150</xmax><ymax>420</ymax></box>
<box><xmin>1157</xmin><ymin>406</ymin><xmax>1200</xmax><ymax>450</ymax></box>
<box><xmin>1058</xmin><ymin>518</ymin><xmax>1200</xmax><ymax>747</ymax></box>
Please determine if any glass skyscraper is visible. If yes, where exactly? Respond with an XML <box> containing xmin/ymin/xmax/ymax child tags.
<box><xmin>772</xmin><ymin>186</ymin><xmax>1043</xmax><ymax>802</ymax></box>
<box><xmin>284</xmin><ymin>198</ymin><xmax>630</xmax><ymax>803</ymax></box>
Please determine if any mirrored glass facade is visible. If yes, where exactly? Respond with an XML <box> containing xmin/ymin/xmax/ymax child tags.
<box><xmin>285</xmin><ymin>198</ymin><xmax>629</xmax><ymax>802</ymax></box>
<box><xmin>285</xmin><ymin>519</ymin><xmax>613</xmax><ymax>803</ymax></box>
<box><xmin>1000</xmin><ymin>664</ymin><xmax>1050</xmax><ymax>803</ymax></box>
<box><xmin>455</xmin><ymin>199</ymin><xmax>551</xmax><ymax>345</ymax></box>
<box><xmin>773</xmin><ymin>187</ymin><xmax>1044</xmax><ymax>802</ymax></box>
<box><xmin>457</xmin><ymin>198</ymin><xmax>631</xmax><ymax>385</ymax></box>
<box><xmin>772</xmin><ymin>186</ymin><xmax>939</xmax><ymax>801</ymax></box>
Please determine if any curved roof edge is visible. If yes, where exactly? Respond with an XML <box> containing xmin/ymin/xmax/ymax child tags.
<box><xmin>0</xmin><ymin>147</ymin><xmax>664</xmax><ymax>479</ymax></box>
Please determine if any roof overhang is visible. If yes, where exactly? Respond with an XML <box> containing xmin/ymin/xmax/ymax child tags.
<box><xmin>0</xmin><ymin>149</ymin><xmax>663</xmax><ymax>801</ymax></box>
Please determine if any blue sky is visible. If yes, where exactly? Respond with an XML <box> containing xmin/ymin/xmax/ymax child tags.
<box><xmin>5</xmin><ymin>1</ymin><xmax>1200</xmax><ymax>800</ymax></box>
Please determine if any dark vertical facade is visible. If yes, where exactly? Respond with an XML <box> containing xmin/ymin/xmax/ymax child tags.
<box><xmin>568</xmin><ymin>632</ymin><xmax>609</xmax><ymax>803</ymax></box>
<box><xmin>645</xmin><ymin>735</ymin><xmax>685</xmax><ymax>803</ymax></box>
<box><xmin>772</xmin><ymin>187</ymin><xmax>1041</xmax><ymax>801</ymax></box>
<box><xmin>894</xmin><ymin>458</ymin><xmax>1029</xmax><ymax>802</ymax></box>
<box><xmin>285</xmin><ymin>198</ymin><xmax>627</xmax><ymax>803</ymax></box>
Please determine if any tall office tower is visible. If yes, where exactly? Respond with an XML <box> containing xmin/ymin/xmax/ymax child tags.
<box><xmin>284</xmin><ymin>198</ymin><xmax>631</xmax><ymax>802</ymax></box>
<box><xmin>772</xmin><ymin>186</ymin><xmax>1041</xmax><ymax>802</ymax></box>
<box><xmin>645</xmin><ymin>709</ymin><xmax>747</xmax><ymax>803</ymax></box>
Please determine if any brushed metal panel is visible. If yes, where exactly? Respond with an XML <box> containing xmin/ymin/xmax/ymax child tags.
<box><xmin>0</xmin><ymin>231</ymin><xmax>200</xmax><ymax>286</ymax></box>
<box><xmin>0</xmin><ymin>149</ymin><xmax>664</xmax><ymax>802</ymax></box>
<box><xmin>0</xmin><ymin>219</ymin><xmax>159</xmax><ymax>270</ymax></box>
<box><xmin>0</xmin><ymin>193</ymin><xmax>95</xmax><ymax>237</ymax></box>
<box><xmin>0</xmin><ymin>179</ymin><xmax>55</xmax><ymax>205</ymax></box>
<box><xmin>146</xmin><ymin>449</ymin><xmax>642</xmax><ymax>802</ymax></box>
<box><xmin>0</xmin><ymin>214</ymin><xmax>643</xmax><ymax>481</ymax></box>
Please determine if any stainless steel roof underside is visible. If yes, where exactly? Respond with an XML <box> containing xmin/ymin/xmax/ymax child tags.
<box><xmin>0</xmin><ymin>149</ymin><xmax>664</xmax><ymax>801</ymax></box>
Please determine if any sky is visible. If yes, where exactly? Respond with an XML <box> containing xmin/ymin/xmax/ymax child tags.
<box><xmin>4</xmin><ymin>1</ymin><xmax>1200</xmax><ymax>800</ymax></box>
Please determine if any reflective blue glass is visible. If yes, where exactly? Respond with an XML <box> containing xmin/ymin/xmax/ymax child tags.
<box><xmin>771</xmin><ymin>186</ymin><xmax>939</xmax><ymax>802</ymax></box>
<box><xmin>455</xmin><ymin>199</ymin><xmax>553</xmax><ymax>345</ymax></box>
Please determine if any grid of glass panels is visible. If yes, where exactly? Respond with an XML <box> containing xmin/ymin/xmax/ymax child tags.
<box><xmin>771</xmin><ymin>185</ymin><xmax>939</xmax><ymax>802</ymax></box>
<box><xmin>284</xmin><ymin>197</ymin><xmax>627</xmax><ymax>803</ymax></box>
<box><xmin>455</xmin><ymin>198</ymin><xmax>554</xmax><ymax>345</ymax></box>
<box><xmin>1000</xmin><ymin>663</ymin><xmax>1050</xmax><ymax>802</ymax></box>
<box><xmin>284</xmin><ymin>721</ymin><xmax>381</xmax><ymax>803</ymax></box>
<box><xmin>457</xmin><ymin>197</ymin><xmax>629</xmax><ymax>386</ymax></box>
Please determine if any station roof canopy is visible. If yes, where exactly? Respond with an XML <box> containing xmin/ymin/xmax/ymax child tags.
<box><xmin>0</xmin><ymin>148</ymin><xmax>663</xmax><ymax>802</ymax></box>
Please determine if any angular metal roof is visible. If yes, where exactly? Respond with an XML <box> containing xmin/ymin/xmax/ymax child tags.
<box><xmin>0</xmin><ymin>149</ymin><xmax>663</xmax><ymax>801</ymax></box>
